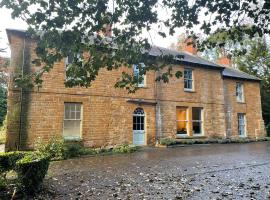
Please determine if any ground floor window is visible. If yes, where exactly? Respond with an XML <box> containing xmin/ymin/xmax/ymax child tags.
<box><xmin>238</xmin><ymin>113</ymin><xmax>246</xmax><ymax>136</ymax></box>
<box><xmin>192</xmin><ymin>107</ymin><xmax>203</xmax><ymax>135</ymax></box>
<box><xmin>63</xmin><ymin>103</ymin><xmax>82</xmax><ymax>140</ymax></box>
<box><xmin>176</xmin><ymin>107</ymin><xmax>203</xmax><ymax>136</ymax></box>
<box><xmin>133</xmin><ymin>108</ymin><xmax>145</xmax><ymax>131</ymax></box>
<box><xmin>176</xmin><ymin>107</ymin><xmax>188</xmax><ymax>135</ymax></box>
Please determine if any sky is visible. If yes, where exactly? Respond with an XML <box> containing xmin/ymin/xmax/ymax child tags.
<box><xmin>0</xmin><ymin>7</ymin><xmax>184</xmax><ymax>58</ymax></box>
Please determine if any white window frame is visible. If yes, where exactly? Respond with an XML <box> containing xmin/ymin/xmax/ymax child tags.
<box><xmin>176</xmin><ymin>107</ymin><xmax>188</xmax><ymax>136</ymax></box>
<box><xmin>236</xmin><ymin>82</ymin><xmax>244</xmax><ymax>102</ymax></box>
<box><xmin>184</xmin><ymin>68</ymin><xmax>193</xmax><ymax>91</ymax></box>
<box><xmin>133</xmin><ymin>63</ymin><xmax>145</xmax><ymax>87</ymax></box>
<box><xmin>64</xmin><ymin>53</ymin><xmax>81</xmax><ymax>80</ymax></box>
<box><xmin>238</xmin><ymin>113</ymin><xmax>246</xmax><ymax>137</ymax></box>
<box><xmin>192</xmin><ymin>107</ymin><xmax>203</xmax><ymax>135</ymax></box>
<box><xmin>63</xmin><ymin>103</ymin><xmax>82</xmax><ymax>141</ymax></box>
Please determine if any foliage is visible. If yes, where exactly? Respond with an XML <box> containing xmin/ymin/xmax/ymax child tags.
<box><xmin>4</xmin><ymin>0</ymin><xmax>268</xmax><ymax>91</ymax></box>
<box><xmin>0</xmin><ymin>151</ymin><xmax>50</xmax><ymax>194</ymax></box>
<box><xmin>159</xmin><ymin>137</ymin><xmax>270</xmax><ymax>146</ymax></box>
<box><xmin>159</xmin><ymin>138</ymin><xmax>177</xmax><ymax>146</ymax></box>
<box><xmin>112</xmin><ymin>144</ymin><xmax>138</xmax><ymax>153</ymax></box>
<box><xmin>0</xmin><ymin>151</ymin><xmax>26</xmax><ymax>172</ymax></box>
<box><xmin>0</xmin><ymin>116</ymin><xmax>6</xmax><ymax>144</ymax></box>
<box><xmin>0</xmin><ymin>87</ymin><xmax>6</xmax><ymax>127</ymax></box>
<box><xmin>233</xmin><ymin>37</ymin><xmax>270</xmax><ymax>136</ymax></box>
<box><xmin>35</xmin><ymin>137</ymin><xmax>139</xmax><ymax>160</ymax></box>
<box><xmin>15</xmin><ymin>152</ymin><xmax>50</xmax><ymax>193</ymax></box>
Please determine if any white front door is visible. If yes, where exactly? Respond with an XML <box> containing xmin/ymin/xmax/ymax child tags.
<box><xmin>133</xmin><ymin>108</ymin><xmax>145</xmax><ymax>145</ymax></box>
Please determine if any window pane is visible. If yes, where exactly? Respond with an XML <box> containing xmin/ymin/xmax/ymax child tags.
<box><xmin>238</xmin><ymin>114</ymin><xmax>246</xmax><ymax>136</ymax></box>
<box><xmin>192</xmin><ymin>108</ymin><xmax>201</xmax><ymax>121</ymax></box>
<box><xmin>192</xmin><ymin>122</ymin><xmax>201</xmax><ymax>134</ymax></box>
<box><xmin>177</xmin><ymin>121</ymin><xmax>187</xmax><ymax>134</ymax></box>
<box><xmin>176</xmin><ymin>108</ymin><xmax>187</xmax><ymax>121</ymax></box>
<box><xmin>63</xmin><ymin>103</ymin><xmax>82</xmax><ymax>139</ymax></box>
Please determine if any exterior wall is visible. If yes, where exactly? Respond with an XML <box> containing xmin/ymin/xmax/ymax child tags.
<box><xmin>223</xmin><ymin>78</ymin><xmax>265</xmax><ymax>139</ymax></box>
<box><xmin>157</xmin><ymin>67</ymin><xmax>226</xmax><ymax>139</ymax></box>
<box><xmin>5</xmin><ymin>31</ymin><xmax>265</xmax><ymax>150</ymax></box>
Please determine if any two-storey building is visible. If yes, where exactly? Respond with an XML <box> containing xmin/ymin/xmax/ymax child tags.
<box><xmin>5</xmin><ymin>29</ymin><xmax>265</xmax><ymax>150</ymax></box>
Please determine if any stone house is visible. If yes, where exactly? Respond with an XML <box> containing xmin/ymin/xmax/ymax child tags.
<box><xmin>5</xmin><ymin>29</ymin><xmax>265</xmax><ymax>151</ymax></box>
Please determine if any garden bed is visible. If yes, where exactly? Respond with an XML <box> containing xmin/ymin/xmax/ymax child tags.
<box><xmin>159</xmin><ymin>137</ymin><xmax>270</xmax><ymax>147</ymax></box>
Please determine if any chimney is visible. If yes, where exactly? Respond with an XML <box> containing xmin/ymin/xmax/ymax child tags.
<box><xmin>217</xmin><ymin>48</ymin><xmax>231</xmax><ymax>67</ymax></box>
<box><xmin>183</xmin><ymin>37</ymin><xmax>197</xmax><ymax>55</ymax></box>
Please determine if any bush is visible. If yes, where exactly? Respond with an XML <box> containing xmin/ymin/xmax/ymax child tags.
<box><xmin>159</xmin><ymin>138</ymin><xmax>177</xmax><ymax>146</ymax></box>
<box><xmin>0</xmin><ymin>151</ymin><xmax>26</xmax><ymax>172</ymax></box>
<box><xmin>35</xmin><ymin>137</ymin><xmax>65</xmax><ymax>160</ymax></box>
<box><xmin>15</xmin><ymin>152</ymin><xmax>50</xmax><ymax>193</ymax></box>
<box><xmin>112</xmin><ymin>144</ymin><xmax>138</xmax><ymax>153</ymax></box>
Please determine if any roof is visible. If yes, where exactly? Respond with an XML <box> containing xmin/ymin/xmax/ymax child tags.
<box><xmin>149</xmin><ymin>46</ymin><xmax>223</xmax><ymax>69</ymax></box>
<box><xmin>222</xmin><ymin>67</ymin><xmax>261</xmax><ymax>81</ymax></box>
<box><xmin>6</xmin><ymin>28</ymin><xmax>261</xmax><ymax>81</ymax></box>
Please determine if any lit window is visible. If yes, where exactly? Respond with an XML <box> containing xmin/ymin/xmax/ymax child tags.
<box><xmin>192</xmin><ymin>107</ymin><xmax>203</xmax><ymax>135</ymax></box>
<box><xmin>63</xmin><ymin>103</ymin><xmax>82</xmax><ymax>140</ymax></box>
<box><xmin>184</xmin><ymin>68</ymin><xmax>193</xmax><ymax>91</ymax></box>
<box><xmin>133</xmin><ymin>63</ymin><xmax>145</xmax><ymax>87</ymax></box>
<box><xmin>176</xmin><ymin>107</ymin><xmax>188</xmax><ymax>135</ymax></box>
<box><xmin>238</xmin><ymin>113</ymin><xmax>246</xmax><ymax>136</ymax></box>
<box><xmin>236</xmin><ymin>83</ymin><xmax>244</xmax><ymax>102</ymax></box>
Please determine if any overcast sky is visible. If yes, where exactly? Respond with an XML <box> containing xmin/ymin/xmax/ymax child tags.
<box><xmin>0</xmin><ymin>7</ymin><xmax>185</xmax><ymax>58</ymax></box>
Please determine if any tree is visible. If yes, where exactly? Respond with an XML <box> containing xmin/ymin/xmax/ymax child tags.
<box><xmin>0</xmin><ymin>0</ymin><xmax>269</xmax><ymax>91</ymax></box>
<box><xmin>234</xmin><ymin>37</ymin><xmax>270</xmax><ymax>135</ymax></box>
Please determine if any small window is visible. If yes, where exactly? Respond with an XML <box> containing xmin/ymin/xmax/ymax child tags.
<box><xmin>133</xmin><ymin>63</ymin><xmax>145</xmax><ymax>87</ymax></box>
<box><xmin>238</xmin><ymin>113</ymin><xmax>246</xmax><ymax>136</ymax></box>
<box><xmin>192</xmin><ymin>107</ymin><xmax>203</xmax><ymax>135</ymax></box>
<box><xmin>176</xmin><ymin>107</ymin><xmax>188</xmax><ymax>135</ymax></box>
<box><xmin>184</xmin><ymin>68</ymin><xmax>193</xmax><ymax>91</ymax></box>
<box><xmin>63</xmin><ymin>103</ymin><xmax>82</xmax><ymax>140</ymax></box>
<box><xmin>236</xmin><ymin>83</ymin><xmax>244</xmax><ymax>102</ymax></box>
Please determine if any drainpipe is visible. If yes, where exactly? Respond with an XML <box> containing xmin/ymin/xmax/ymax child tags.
<box><xmin>155</xmin><ymin>70</ymin><xmax>162</xmax><ymax>144</ymax></box>
<box><xmin>18</xmin><ymin>36</ymin><xmax>26</xmax><ymax>150</ymax></box>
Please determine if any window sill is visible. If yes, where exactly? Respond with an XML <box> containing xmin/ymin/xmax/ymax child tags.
<box><xmin>236</xmin><ymin>101</ymin><xmax>246</xmax><ymax>104</ymax></box>
<box><xmin>176</xmin><ymin>135</ymin><xmax>206</xmax><ymax>139</ymax></box>
<box><xmin>63</xmin><ymin>137</ymin><xmax>82</xmax><ymax>142</ymax></box>
<box><xmin>184</xmin><ymin>89</ymin><xmax>195</xmax><ymax>93</ymax></box>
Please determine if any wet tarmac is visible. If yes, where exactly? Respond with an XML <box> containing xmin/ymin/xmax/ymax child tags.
<box><xmin>39</xmin><ymin>142</ymin><xmax>270</xmax><ymax>199</ymax></box>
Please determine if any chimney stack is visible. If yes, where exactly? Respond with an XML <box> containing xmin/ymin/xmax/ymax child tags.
<box><xmin>182</xmin><ymin>37</ymin><xmax>197</xmax><ymax>55</ymax></box>
<box><xmin>217</xmin><ymin>48</ymin><xmax>231</xmax><ymax>67</ymax></box>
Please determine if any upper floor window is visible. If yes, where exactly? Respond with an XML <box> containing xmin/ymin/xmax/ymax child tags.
<box><xmin>237</xmin><ymin>113</ymin><xmax>246</xmax><ymax>137</ymax></box>
<box><xmin>236</xmin><ymin>83</ymin><xmax>244</xmax><ymax>102</ymax></box>
<box><xmin>184</xmin><ymin>68</ymin><xmax>193</xmax><ymax>91</ymax></box>
<box><xmin>64</xmin><ymin>53</ymin><xmax>81</xmax><ymax>80</ymax></box>
<box><xmin>133</xmin><ymin>63</ymin><xmax>145</xmax><ymax>87</ymax></box>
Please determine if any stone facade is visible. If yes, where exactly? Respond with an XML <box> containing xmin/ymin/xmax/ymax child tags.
<box><xmin>5</xmin><ymin>30</ymin><xmax>266</xmax><ymax>151</ymax></box>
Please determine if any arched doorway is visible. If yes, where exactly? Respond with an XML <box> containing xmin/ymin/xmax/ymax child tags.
<box><xmin>133</xmin><ymin>108</ymin><xmax>145</xmax><ymax>145</ymax></box>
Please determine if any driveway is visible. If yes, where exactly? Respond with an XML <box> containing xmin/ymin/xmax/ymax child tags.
<box><xmin>39</xmin><ymin>142</ymin><xmax>270</xmax><ymax>199</ymax></box>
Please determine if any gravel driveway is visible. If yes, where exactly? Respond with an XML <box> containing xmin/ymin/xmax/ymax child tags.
<box><xmin>39</xmin><ymin>142</ymin><xmax>270</xmax><ymax>200</ymax></box>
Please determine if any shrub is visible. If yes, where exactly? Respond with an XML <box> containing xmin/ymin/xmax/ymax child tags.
<box><xmin>0</xmin><ymin>152</ymin><xmax>26</xmax><ymax>172</ymax></box>
<box><xmin>63</xmin><ymin>143</ymin><xmax>95</xmax><ymax>159</ymax></box>
<box><xmin>35</xmin><ymin>137</ymin><xmax>65</xmax><ymax>160</ymax></box>
<box><xmin>15</xmin><ymin>152</ymin><xmax>50</xmax><ymax>193</ymax></box>
<box><xmin>112</xmin><ymin>144</ymin><xmax>138</xmax><ymax>153</ymax></box>
<box><xmin>159</xmin><ymin>138</ymin><xmax>177</xmax><ymax>146</ymax></box>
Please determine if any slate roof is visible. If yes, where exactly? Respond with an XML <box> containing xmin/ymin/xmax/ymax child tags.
<box><xmin>222</xmin><ymin>67</ymin><xmax>261</xmax><ymax>81</ymax></box>
<box><xmin>6</xmin><ymin>28</ymin><xmax>261</xmax><ymax>81</ymax></box>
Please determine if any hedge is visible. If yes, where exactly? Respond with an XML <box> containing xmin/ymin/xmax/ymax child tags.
<box><xmin>0</xmin><ymin>151</ymin><xmax>50</xmax><ymax>194</ymax></box>
<box><xmin>16</xmin><ymin>152</ymin><xmax>50</xmax><ymax>193</ymax></box>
